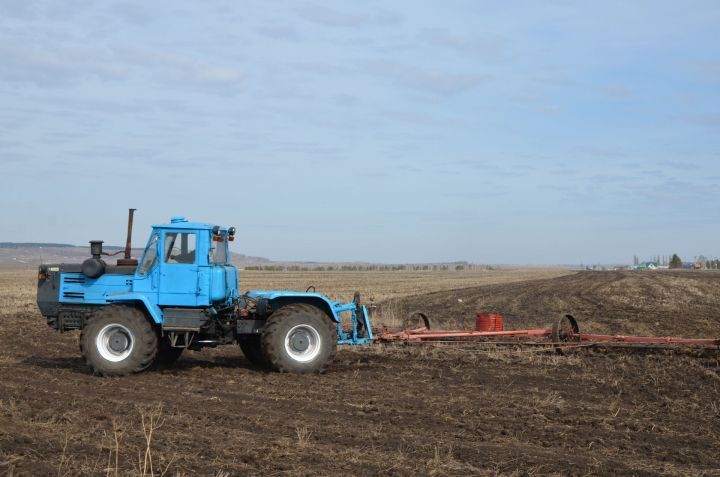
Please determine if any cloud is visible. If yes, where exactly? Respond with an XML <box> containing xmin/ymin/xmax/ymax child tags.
<box><xmin>419</xmin><ymin>28</ymin><xmax>508</xmax><ymax>60</ymax></box>
<box><xmin>0</xmin><ymin>44</ymin><xmax>127</xmax><ymax>87</ymax></box>
<box><xmin>378</xmin><ymin>109</ymin><xmax>440</xmax><ymax>126</ymax></box>
<box><xmin>686</xmin><ymin>59</ymin><xmax>720</xmax><ymax>83</ymax></box>
<box><xmin>110</xmin><ymin>46</ymin><xmax>246</xmax><ymax>94</ymax></box>
<box><xmin>510</xmin><ymin>94</ymin><xmax>561</xmax><ymax>114</ymax></box>
<box><xmin>682</xmin><ymin>113</ymin><xmax>720</xmax><ymax>131</ymax></box>
<box><xmin>658</xmin><ymin>160</ymin><xmax>700</xmax><ymax>170</ymax></box>
<box><xmin>598</xmin><ymin>85</ymin><xmax>632</xmax><ymax>99</ymax></box>
<box><xmin>0</xmin><ymin>0</ymin><xmax>92</xmax><ymax>20</ymax></box>
<box><xmin>295</xmin><ymin>5</ymin><xmax>402</xmax><ymax>28</ymax></box>
<box><xmin>0</xmin><ymin>0</ymin><xmax>41</xmax><ymax>19</ymax></box>
<box><xmin>365</xmin><ymin>60</ymin><xmax>489</xmax><ymax>96</ymax></box>
<box><xmin>108</xmin><ymin>1</ymin><xmax>154</xmax><ymax>26</ymax></box>
<box><xmin>1</xmin><ymin>151</ymin><xmax>31</xmax><ymax>163</ymax></box>
<box><xmin>572</xmin><ymin>145</ymin><xmax>629</xmax><ymax>159</ymax></box>
<box><xmin>255</xmin><ymin>25</ymin><xmax>301</xmax><ymax>41</ymax></box>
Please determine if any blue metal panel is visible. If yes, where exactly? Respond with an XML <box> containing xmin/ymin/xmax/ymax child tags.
<box><xmin>337</xmin><ymin>305</ymin><xmax>373</xmax><ymax>345</ymax></box>
<box><xmin>209</xmin><ymin>267</ymin><xmax>226</xmax><ymax>302</ymax></box>
<box><xmin>225</xmin><ymin>266</ymin><xmax>238</xmax><ymax>303</ymax></box>
<box><xmin>197</xmin><ymin>266</ymin><xmax>211</xmax><ymax>304</ymax></box>
<box><xmin>246</xmin><ymin>291</ymin><xmax>342</xmax><ymax>321</ymax></box>
<box><xmin>151</xmin><ymin>217</ymin><xmax>224</xmax><ymax>233</ymax></box>
<box><xmin>157</xmin><ymin>228</ymin><xmax>203</xmax><ymax>306</ymax></box>
<box><xmin>106</xmin><ymin>293</ymin><xmax>164</xmax><ymax>323</ymax></box>
<box><xmin>59</xmin><ymin>272</ymin><xmax>133</xmax><ymax>304</ymax></box>
<box><xmin>246</xmin><ymin>290</ymin><xmax>374</xmax><ymax>345</ymax></box>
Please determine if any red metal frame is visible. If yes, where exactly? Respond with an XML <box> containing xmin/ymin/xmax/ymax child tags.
<box><xmin>376</xmin><ymin>328</ymin><xmax>551</xmax><ymax>342</ymax></box>
<box><xmin>374</xmin><ymin>322</ymin><xmax>719</xmax><ymax>348</ymax></box>
<box><xmin>576</xmin><ymin>333</ymin><xmax>717</xmax><ymax>346</ymax></box>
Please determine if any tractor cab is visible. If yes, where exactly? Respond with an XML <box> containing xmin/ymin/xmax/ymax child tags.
<box><xmin>133</xmin><ymin>216</ymin><xmax>239</xmax><ymax>307</ymax></box>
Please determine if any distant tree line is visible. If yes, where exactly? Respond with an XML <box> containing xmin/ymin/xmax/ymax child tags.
<box><xmin>665</xmin><ymin>254</ymin><xmax>720</xmax><ymax>270</ymax></box>
<box><xmin>705</xmin><ymin>260</ymin><xmax>720</xmax><ymax>269</ymax></box>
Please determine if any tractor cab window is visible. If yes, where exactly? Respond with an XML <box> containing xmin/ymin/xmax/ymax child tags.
<box><xmin>164</xmin><ymin>232</ymin><xmax>196</xmax><ymax>264</ymax></box>
<box><xmin>139</xmin><ymin>234</ymin><xmax>159</xmax><ymax>274</ymax></box>
<box><xmin>210</xmin><ymin>234</ymin><xmax>228</xmax><ymax>264</ymax></box>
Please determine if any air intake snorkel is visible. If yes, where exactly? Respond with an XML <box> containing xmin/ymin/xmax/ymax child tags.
<box><xmin>82</xmin><ymin>240</ymin><xmax>107</xmax><ymax>278</ymax></box>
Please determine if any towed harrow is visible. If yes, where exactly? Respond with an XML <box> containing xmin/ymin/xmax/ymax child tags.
<box><xmin>372</xmin><ymin>312</ymin><xmax>720</xmax><ymax>353</ymax></box>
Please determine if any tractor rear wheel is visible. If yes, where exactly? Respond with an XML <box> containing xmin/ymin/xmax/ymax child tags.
<box><xmin>80</xmin><ymin>305</ymin><xmax>158</xmax><ymax>376</ymax></box>
<box><xmin>238</xmin><ymin>335</ymin><xmax>269</xmax><ymax>368</ymax></box>
<box><xmin>261</xmin><ymin>304</ymin><xmax>337</xmax><ymax>373</ymax></box>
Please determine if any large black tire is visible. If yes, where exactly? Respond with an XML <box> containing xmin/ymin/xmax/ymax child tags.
<box><xmin>80</xmin><ymin>305</ymin><xmax>158</xmax><ymax>376</ymax></box>
<box><xmin>238</xmin><ymin>335</ymin><xmax>269</xmax><ymax>368</ymax></box>
<box><xmin>153</xmin><ymin>337</ymin><xmax>184</xmax><ymax>369</ymax></box>
<box><xmin>261</xmin><ymin>304</ymin><xmax>337</xmax><ymax>373</ymax></box>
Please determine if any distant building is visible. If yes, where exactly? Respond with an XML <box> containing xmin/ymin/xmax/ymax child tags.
<box><xmin>633</xmin><ymin>262</ymin><xmax>658</xmax><ymax>270</ymax></box>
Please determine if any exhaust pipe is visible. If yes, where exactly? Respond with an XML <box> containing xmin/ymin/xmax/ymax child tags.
<box><xmin>117</xmin><ymin>208</ymin><xmax>138</xmax><ymax>266</ymax></box>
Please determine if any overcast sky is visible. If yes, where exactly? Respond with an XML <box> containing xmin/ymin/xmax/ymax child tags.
<box><xmin>1</xmin><ymin>1</ymin><xmax>718</xmax><ymax>264</ymax></box>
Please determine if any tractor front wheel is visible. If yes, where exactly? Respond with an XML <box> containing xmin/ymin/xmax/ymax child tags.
<box><xmin>80</xmin><ymin>306</ymin><xmax>158</xmax><ymax>376</ymax></box>
<box><xmin>261</xmin><ymin>304</ymin><xmax>337</xmax><ymax>373</ymax></box>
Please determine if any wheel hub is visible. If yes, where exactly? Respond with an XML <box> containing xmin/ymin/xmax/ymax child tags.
<box><xmin>290</xmin><ymin>333</ymin><xmax>309</xmax><ymax>352</ymax></box>
<box><xmin>284</xmin><ymin>324</ymin><xmax>322</xmax><ymax>363</ymax></box>
<box><xmin>96</xmin><ymin>323</ymin><xmax>135</xmax><ymax>362</ymax></box>
<box><xmin>108</xmin><ymin>332</ymin><xmax>129</xmax><ymax>352</ymax></box>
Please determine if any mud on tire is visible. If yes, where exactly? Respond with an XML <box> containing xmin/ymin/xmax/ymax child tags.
<box><xmin>80</xmin><ymin>305</ymin><xmax>158</xmax><ymax>376</ymax></box>
<box><xmin>261</xmin><ymin>304</ymin><xmax>337</xmax><ymax>374</ymax></box>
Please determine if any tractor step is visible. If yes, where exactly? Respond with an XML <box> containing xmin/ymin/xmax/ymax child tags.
<box><xmin>162</xmin><ymin>308</ymin><xmax>209</xmax><ymax>331</ymax></box>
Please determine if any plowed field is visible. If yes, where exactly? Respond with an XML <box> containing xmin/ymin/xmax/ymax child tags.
<box><xmin>1</xmin><ymin>270</ymin><xmax>718</xmax><ymax>476</ymax></box>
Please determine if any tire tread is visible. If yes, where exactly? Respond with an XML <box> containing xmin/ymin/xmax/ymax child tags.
<box><xmin>79</xmin><ymin>305</ymin><xmax>158</xmax><ymax>376</ymax></box>
<box><xmin>261</xmin><ymin>303</ymin><xmax>337</xmax><ymax>373</ymax></box>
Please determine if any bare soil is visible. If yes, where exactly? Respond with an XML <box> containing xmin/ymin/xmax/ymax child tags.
<box><xmin>1</xmin><ymin>270</ymin><xmax>719</xmax><ymax>476</ymax></box>
<box><xmin>379</xmin><ymin>270</ymin><xmax>720</xmax><ymax>338</ymax></box>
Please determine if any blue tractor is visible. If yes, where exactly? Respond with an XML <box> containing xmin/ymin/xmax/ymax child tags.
<box><xmin>36</xmin><ymin>211</ymin><xmax>373</xmax><ymax>375</ymax></box>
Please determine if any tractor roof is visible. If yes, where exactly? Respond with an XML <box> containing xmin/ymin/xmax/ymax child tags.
<box><xmin>152</xmin><ymin>216</ymin><xmax>221</xmax><ymax>231</ymax></box>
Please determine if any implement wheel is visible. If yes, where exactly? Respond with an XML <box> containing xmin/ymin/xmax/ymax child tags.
<box><xmin>239</xmin><ymin>335</ymin><xmax>269</xmax><ymax>368</ymax></box>
<box><xmin>403</xmin><ymin>311</ymin><xmax>431</xmax><ymax>330</ymax></box>
<box><xmin>80</xmin><ymin>305</ymin><xmax>158</xmax><ymax>376</ymax></box>
<box><xmin>552</xmin><ymin>313</ymin><xmax>580</xmax><ymax>355</ymax></box>
<box><xmin>261</xmin><ymin>304</ymin><xmax>337</xmax><ymax>373</ymax></box>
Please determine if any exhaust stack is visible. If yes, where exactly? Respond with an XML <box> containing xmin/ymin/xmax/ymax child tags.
<box><xmin>117</xmin><ymin>208</ymin><xmax>138</xmax><ymax>266</ymax></box>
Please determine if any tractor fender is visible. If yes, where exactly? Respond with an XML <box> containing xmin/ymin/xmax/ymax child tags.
<box><xmin>106</xmin><ymin>293</ymin><xmax>164</xmax><ymax>324</ymax></box>
<box><xmin>247</xmin><ymin>291</ymin><xmax>341</xmax><ymax>323</ymax></box>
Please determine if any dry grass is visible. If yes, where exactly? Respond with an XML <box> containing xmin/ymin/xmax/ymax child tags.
<box><xmin>238</xmin><ymin>268</ymin><xmax>572</xmax><ymax>303</ymax></box>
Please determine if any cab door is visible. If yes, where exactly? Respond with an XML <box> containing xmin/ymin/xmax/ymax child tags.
<box><xmin>158</xmin><ymin>230</ymin><xmax>200</xmax><ymax>306</ymax></box>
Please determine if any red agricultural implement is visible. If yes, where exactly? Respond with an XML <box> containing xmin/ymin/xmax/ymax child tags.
<box><xmin>374</xmin><ymin>312</ymin><xmax>720</xmax><ymax>353</ymax></box>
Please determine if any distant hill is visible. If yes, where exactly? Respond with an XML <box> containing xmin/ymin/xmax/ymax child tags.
<box><xmin>0</xmin><ymin>242</ymin><xmax>75</xmax><ymax>248</ymax></box>
<box><xmin>0</xmin><ymin>243</ymin><xmax>493</xmax><ymax>270</ymax></box>
<box><xmin>0</xmin><ymin>243</ymin><xmax>271</xmax><ymax>267</ymax></box>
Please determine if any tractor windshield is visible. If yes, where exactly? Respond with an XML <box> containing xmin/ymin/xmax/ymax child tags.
<box><xmin>139</xmin><ymin>233</ymin><xmax>159</xmax><ymax>274</ymax></box>
<box><xmin>210</xmin><ymin>233</ymin><xmax>228</xmax><ymax>264</ymax></box>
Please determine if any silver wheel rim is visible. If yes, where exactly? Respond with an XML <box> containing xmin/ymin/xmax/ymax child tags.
<box><xmin>284</xmin><ymin>324</ymin><xmax>321</xmax><ymax>363</ymax></box>
<box><xmin>96</xmin><ymin>323</ymin><xmax>134</xmax><ymax>362</ymax></box>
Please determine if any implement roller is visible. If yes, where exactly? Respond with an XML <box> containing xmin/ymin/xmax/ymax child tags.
<box><xmin>374</xmin><ymin>312</ymin><xmax>720</xmax><ymax>353</ymax></box>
